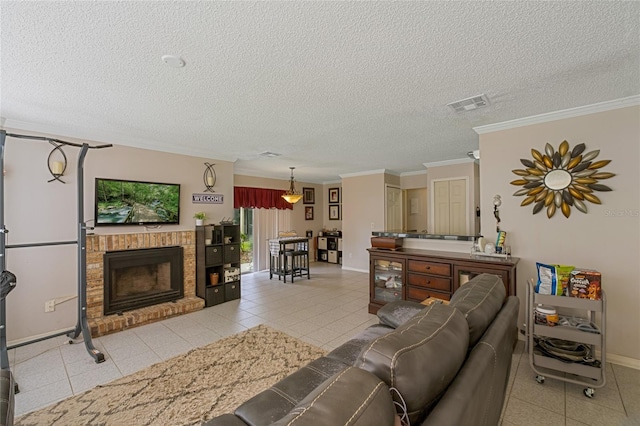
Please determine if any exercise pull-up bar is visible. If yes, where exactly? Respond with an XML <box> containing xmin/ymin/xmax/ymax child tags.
<box><xmin>3</xmin><ymin>131</ymin><xmax>112</xmax><ymax>149</ymax></box>
<box><xmin>0</xmin><ymin>129</ymin><xmax>112</xmax><ymax>374</ymax></box>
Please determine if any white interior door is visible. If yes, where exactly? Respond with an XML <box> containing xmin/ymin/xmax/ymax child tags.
<box><xmin>433</xmin><ymin>178</ymin><xmax>467</xmax><ymax>234</ymax></box>
<box><xmin>449</xmin><ymin>179</ymin><xmax>467</xmax><ymax>234</ymax></box>
<box><xmin>385</xmin><ymin>185</ymin><xmax>403</xmax><ymax>230</ymax></box>
<box><xmin>433</xmin><ymin>181</ymin><xmax>450</xmax><ymax>234</ymax></box>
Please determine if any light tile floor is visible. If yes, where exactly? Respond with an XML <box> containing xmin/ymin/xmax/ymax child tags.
<box><xmin>10</xmin><ymin>263</ymin><xmax>640</xmax><ymax>425</ymax></box>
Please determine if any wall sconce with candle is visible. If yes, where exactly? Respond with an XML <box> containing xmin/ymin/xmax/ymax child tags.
<box><xmin>47</xmin><ymin>142</ymin><xmax>67</xmax><ymax>183</ymax></box>
<box><xmin>203</xmin><ymin>162</ymin><xmax>216</xmax><ymax>192</ymax></box>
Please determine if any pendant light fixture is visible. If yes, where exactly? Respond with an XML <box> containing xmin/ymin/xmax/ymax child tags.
<box><xmin>282</xmin><ymin>166</ymin><xmax>303</xmax><ymax>204</ymax></box>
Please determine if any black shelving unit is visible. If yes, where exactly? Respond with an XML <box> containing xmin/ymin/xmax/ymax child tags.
<box><xmin>195</xmin><ymin>224</ymin><xmax>241</xmax><ymax>307</ymax></box>
<box><xmin>317</xmin><ymin>231</ymin><xmax>342</xmax><ymax>264</ymax></box>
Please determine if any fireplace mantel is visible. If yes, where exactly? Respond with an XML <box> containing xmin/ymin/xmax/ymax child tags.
<box><xmin>86</xmin><ymin>231</ymin><xmax>204</xmax><ymax>336</ymax></box>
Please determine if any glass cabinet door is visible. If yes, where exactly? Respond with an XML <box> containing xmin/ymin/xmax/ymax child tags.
<box><xmin>372</xmin><ymin>259</ymin><xmax>404</xmax><ymax>304</ymax></box>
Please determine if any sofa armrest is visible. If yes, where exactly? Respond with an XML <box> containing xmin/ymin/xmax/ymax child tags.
<box><xmin>376</xmin><ymin>300</ymin><xmax>425</xmax><ymax>328</ymax></box>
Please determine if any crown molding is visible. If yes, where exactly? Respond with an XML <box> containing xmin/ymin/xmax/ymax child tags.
<box><xmin>400</xmin><ymin>169</ymin><xmax>427</xmax><ymax>177</ymax></box>
<box><xmin>423</xmin><ymin>158</ymin><xmax>474</xmax><ymax>169</ymax></box>
<box><xmin>339</xmin><ymin>169</ymin><xmax>387</xmax><ymax>179</ymax></box>
<box><xmin>473</xmin><ymin>95</ymin><xmax>640</xmax><ymax>135</ymax></box>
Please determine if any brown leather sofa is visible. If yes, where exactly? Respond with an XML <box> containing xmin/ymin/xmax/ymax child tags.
<box><xmin>205</xmin><ymin>273</ymin><xmax>519</xmax><ymax>426</ymax></box>
<box><xmin>0</xmin><ymin>369</ymin><xmax>14</xmax><ymax>426</ymax></box>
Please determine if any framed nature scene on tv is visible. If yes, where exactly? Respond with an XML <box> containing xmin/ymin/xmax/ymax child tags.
<box><xmin>95</xmin><ymin>178</ymin><xmax>181</xmax><ymax>225</ymax></box>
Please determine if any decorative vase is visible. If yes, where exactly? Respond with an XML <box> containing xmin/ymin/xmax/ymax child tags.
<box><xmin>195</xmin><ymin>219</ymin><xmax>204</xmax><ymax>226</ymax></box>
<box><xmin>209</xmin><ymin>273</ymin><xmax>219</xmax><ymax>285</ymax></box>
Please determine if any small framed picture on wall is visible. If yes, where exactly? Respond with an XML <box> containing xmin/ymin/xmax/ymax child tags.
<box><xmin>328</xmin><ymin>187</ymin><xmax>340</xmax><ymax>203</ymax></box>
<box><xmin>305</xmin><ymin>206</ymin><xmax>314</xmax><ymax>220</ymax></box>
<box><xmin>303</xmin><ymin>187</ymin><xmax>315</xmax><ymax>204</ymax></box>
<box><xmin>329</xmin><ymin>204</ymin><xmax>340</xmax><ymax>220</ymax></box>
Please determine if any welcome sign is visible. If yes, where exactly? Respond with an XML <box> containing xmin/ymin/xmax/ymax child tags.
<box><xmin>192</xmin><ymin>193</ymin><xmax>224</xmax><ymax>204</ymax></box>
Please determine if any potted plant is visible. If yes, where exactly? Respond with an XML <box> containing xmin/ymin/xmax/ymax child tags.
<box><xmin>193</xmin><ymin>212</ymin><xmax>206</xmax><ymax>226</ymax></box>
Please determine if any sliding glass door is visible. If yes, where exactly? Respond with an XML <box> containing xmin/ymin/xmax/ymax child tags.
<box><xmin>234</xmin><ymin>208</ymin><xmax>254</xmax><ymax>274</ymax></box>
<box><xmin>234</xmin><ymin>207</ymin><xmax>291</xmax><ymax>273</ymax></box>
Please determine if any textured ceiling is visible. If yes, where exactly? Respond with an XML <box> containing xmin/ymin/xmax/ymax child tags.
<box><xmin>1</xmin><ymin>1</ymin><xmax>639</xmax><ymax>183</ymax></box>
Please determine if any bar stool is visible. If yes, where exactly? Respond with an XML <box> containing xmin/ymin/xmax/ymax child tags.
<box><xmin>283</xmin><ymin>240</ymin><xmax>310</xmax><ymax>283</ymax></box>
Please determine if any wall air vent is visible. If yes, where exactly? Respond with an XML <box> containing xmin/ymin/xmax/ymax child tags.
<box><xmin>258</xmin><ymin>152</ymin><xmax>281</xmax><ymax>158</ymax></box>
<box><xmin>447</xmin><ymin>94</ymin><xmax>490</xmax><ymax>113</ymax></box>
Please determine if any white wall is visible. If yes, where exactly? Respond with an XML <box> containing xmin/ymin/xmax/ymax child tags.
<box><xmin>479</xmin><ymin>104</ymin><xmax>640</xmax><ymax>364</ymax></box>
<box><xmin>341</xmin><ymin>173</ymin><xmax>385</xmax><ymax>272</ymax></box>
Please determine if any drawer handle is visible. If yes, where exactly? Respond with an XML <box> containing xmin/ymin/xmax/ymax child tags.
<box><xmin>230</xmin><ymin>247</ymin><xmax>235</xmax><ymax>251</ymax></box>
<box><xmin>214</xmin><ymin>289</ymin><xmax>219</xmax><ymax>293</ymax></box>
<box><xmin>427</xmin><ymin>280</ymin><xmax>431</xmax><ymax>284</ymax></box>
<box><xmin>213</xmin><ymin>248</ymin><xmax>218</xmax><ymax>253</ymax></box>
<box><xmin>425</xmin><ymin>266</ymin><xmax>431</xmax><ymax>270</ymax></box>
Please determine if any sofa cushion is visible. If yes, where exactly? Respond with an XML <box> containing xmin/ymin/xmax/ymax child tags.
<box><xmin>376</xmin><ymin>300</ymin><xmax>426</xmax><ymax>328</ymax></box>
<box><xmin>449</xmin><ymin>273</ymin><xmax>506</xmax><ymax>347</ymax></box>
<box><xmin>271</xmin><ymin>367</ymin><xmax>396</xmax><ymax>426</ymax></box>
<box><xmin>355</xmin><ymin>303</ymin><xmax>469</xmax><ymax>424</ymax></box>
<box><xmin>423</xmin><ymin>296</ymin><xmax>519</xmax><ymax>426</ymax></box>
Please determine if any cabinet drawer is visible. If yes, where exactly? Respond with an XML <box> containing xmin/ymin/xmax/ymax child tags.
<box><xmin>224</xmin><ymin>244</ymin><xmax>240</xmax><ymax>263</ymax></box>
<box><xmin>225</xmin><ymin>282</ymin><xmax>241</xmax><ymax>301</ymax></box>
<box><xmin>205</xmin><ymin>286</ymin><xmax>225</xmax><ymax>306</ymax></box>
<box><xmin>407</xmin><ymin>287</ymin><xmax>451</xmax><ymax>302</ymax></box>
<box><xmin>407</xmin><ymin>274</ymin><xmax>451</xmax><ymax>292</ymax></box>
<box><xmin>408</xmin><ymin>260</ymin><xmax>451</xmax><ymax>277</ymax></box>
<box><xmin>205</xmin><ymin>246</ymin><xmax>223</xmax><ymax>265</ymax></box>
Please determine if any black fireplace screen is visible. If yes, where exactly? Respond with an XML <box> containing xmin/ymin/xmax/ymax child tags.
<box><xmin>103</xmin><ymin>246</ymin><xmax>184</xmax><ymax>315</ymax></box>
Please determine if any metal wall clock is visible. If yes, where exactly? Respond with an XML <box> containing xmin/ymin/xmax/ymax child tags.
<box><xmin>510</xmin><ymin>140</ymin><xmax>614</xmax><ymax>218</ymax></box>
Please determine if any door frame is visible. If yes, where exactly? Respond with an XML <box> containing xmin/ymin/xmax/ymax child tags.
<box><xmin>384</xmin><ymin>184</ymin><xmax>403</xmax><ymax>231</ymax></box>
<box><xmin>429</xmin><ymin>176</ymin><xmax>470</xmax><ymax>235</ymax></box>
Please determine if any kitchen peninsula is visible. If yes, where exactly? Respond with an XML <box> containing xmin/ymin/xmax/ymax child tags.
<box><xmin>368</xmin><ymin>231</ymin><xmax>518</xmax><ymax>314</ymax></box>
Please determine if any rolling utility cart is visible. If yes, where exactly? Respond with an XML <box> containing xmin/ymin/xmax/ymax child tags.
<box><xmin>526</xmin><ymin>279</ymin><xmax>606</xmax><ymax>398</ymax></box>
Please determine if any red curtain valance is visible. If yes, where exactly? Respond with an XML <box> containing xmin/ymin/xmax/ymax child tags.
<box><xmin>234</xmin><ymin>186</ymin><xmax>293</xmax><ymax>210</ymax></box>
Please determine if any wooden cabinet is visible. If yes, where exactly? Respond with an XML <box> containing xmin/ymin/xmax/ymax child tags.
<box><xmin>196</xmin><ymin>224</ymin><xmax>241</xmax><ymax>307</ymax></box>
<box><xmin>370</xmin><ymin>254</ymin><xmax>405</xmax><ymax>308</ymax></box>
<box><xmin>368</xmin><ymin>248</ymin><xmax>518</xmax><ymax>314</ymax></box>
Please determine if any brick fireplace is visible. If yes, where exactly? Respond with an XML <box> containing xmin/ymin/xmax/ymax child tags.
<box><xmin>86</xmin><ymin>231</ymin><xmax>204</xmax><ymax>337</ymax></box>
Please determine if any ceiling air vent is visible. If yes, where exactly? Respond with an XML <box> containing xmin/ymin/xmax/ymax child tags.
<box><xmin>447</xmin><ymin>94</ymin><xmax>490</xmax><ymax>113</ymax></box>
<box><xmin>258</xmin><ymin>151</ymin><xmax>281</xmax><ymax>158</ymax></box>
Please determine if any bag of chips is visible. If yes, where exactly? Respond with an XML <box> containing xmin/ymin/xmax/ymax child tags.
<box><xmin>536</xmin><ymin>262</ymin><xmax>562</xmax><ymax>295</ymax></box>
<box><xmin>536</xmin><ymin>262</ymin><xmax>574</xmax><ymax>296</ymax></box>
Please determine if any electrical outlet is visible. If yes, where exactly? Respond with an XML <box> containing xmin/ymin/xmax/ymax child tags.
<box><xmin>45</xmin><ymin>300</ymin><xmax>55</xmax><ymax>312</ymax></box>
<box><xmin>370</xmin><ymin>222</ymin><xmax>375</xmax><ymax>229</ymax></box>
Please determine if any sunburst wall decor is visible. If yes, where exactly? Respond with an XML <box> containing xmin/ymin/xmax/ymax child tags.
<box><xmin>510</xmin><ymin>140</ymin><xmax>614</xmax><ymax>218</ymax></box>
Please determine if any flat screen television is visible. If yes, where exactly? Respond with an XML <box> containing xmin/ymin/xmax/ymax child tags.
<box><xmin>95</xmin><ymin>178</ymin><xmax>180</xmax><ymax>226</ymax></box>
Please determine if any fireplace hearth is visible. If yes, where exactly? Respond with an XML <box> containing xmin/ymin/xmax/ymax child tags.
<box><xmin>104</xmin><ymin>246</ymin><xmax>184</xmax><ymax>315</ymax></box>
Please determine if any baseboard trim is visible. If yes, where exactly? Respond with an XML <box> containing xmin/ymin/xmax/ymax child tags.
<box><xmin>340</xmin><ymin>266</ymin><xmax>368</xmax><ymax>274</ymax></box>
<box><xmin>606</xmin><ymin>353</ymin><xmax>640</xmax><ymax>370</ymax></box>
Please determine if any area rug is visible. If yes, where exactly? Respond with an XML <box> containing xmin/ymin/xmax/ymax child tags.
<box><xmin>16</xmin><ymin>324</ymin><xmax>326</xmax><ymax>425</ymax></box>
